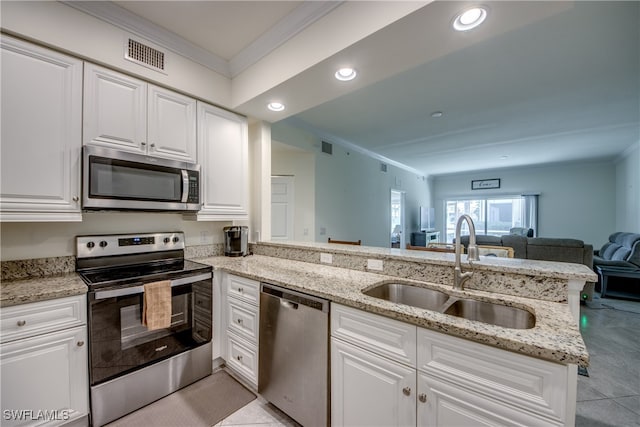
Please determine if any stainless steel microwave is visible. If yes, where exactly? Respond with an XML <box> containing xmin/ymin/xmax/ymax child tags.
<box><xmin>82</xmin><ymin>145</ymin><xmax>201</xmax><ymax>212</ymax></box>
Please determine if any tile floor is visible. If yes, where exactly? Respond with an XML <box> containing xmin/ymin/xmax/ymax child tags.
<box><xmin>575</xmin><ymin>293</ymin><xmax>640</xmax><ymax>426</ymax></box>
<box><xmin>213</xmin><ymin>395</ymin><xmax>299</xmax><ymax>427</ymax></box>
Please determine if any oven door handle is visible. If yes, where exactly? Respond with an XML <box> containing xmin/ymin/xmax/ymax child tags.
<box><xmin>93</xmin><ymin>272</ymin><xmax>212</xmax><ymax>300</ymax></box>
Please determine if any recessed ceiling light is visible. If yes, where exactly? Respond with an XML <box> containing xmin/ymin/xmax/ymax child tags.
<box><xmin>453</xmin><ymin>7</ymin><xmax>487</xmax><ymax>31</ymax></box>
<box><xmin>499</xmin><ymin>155</ymin><xmax>509</xmax><ymax>160</ymax></box>
<box><xmin>335</xmin><ymin>67</ymin><xmax>357</xmax><ymax>81</ymax></box>
<box><xmin>267</xmin><ymin>102</ymin><xmax>285</xmax><ymax>112</ymax></box>
<box><xmin>430</xmin><ymin>111</ymin><xmax>443</xmax><ymax>118</ymax></box>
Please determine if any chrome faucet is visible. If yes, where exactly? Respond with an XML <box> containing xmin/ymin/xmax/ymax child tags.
<box><xmin>454</xmin><ymin>214</ymin><xmax>480</xmax><ymax>289</ymax></box>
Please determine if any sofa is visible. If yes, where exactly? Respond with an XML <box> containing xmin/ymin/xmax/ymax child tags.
<box><xmin>592</xmin><ymin>232</ymin><xmax>640</xmax><ymax>297</ymax></box>
<box><xmin>458</xmin><ymin>234</ymin><xmax>595</xmax><ymax>300</ymax></box>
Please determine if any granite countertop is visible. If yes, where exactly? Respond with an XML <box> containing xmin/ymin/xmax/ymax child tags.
<box><xmin>197</xmin><ymin>254</ymin><xmax>589</xmax><ymax>367</ymax></box>
<box><xmin>0</xmin><ymin>273</ymin><xmax>87</xmax><ymax>307</ymax></box>
<box><xmin>257</xmin><ymin>241</ymin><xmax>598</xmax><ymax>282</ymax></box>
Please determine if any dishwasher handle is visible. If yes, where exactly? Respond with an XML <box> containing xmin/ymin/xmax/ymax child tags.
<box><xmin>261</xmin><ymin>283</ymin><xmax>329</xmax><ymax>313</ymax></box>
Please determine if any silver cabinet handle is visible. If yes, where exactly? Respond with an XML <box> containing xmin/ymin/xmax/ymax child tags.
<box><xmin>402</xmin><ymin>387</ymin><xmax>411</xmax><ymax>396</ymax></box>
<box><xmin>141</xmin><ymin>142</ymin><xmax>147</xmax><ymax>146</ymax></box>
<box><xmin>72</xmin><ymin>196</ymin><xmax>79</xmax><ymax>202</ymax></box>
<box><xmin>419</xmin><ymin>393</ymin><xmax>427</xmax><ymax>403</ymax></box>
<box><xmin>238</xmin><ymin>287</ymin><xmax>244</xmax><ymax>293</ymax></box>
<box><xmin>77</xmin><ymin>341</ymin><xmax>85</xmax><ymax>347</ymax></box>
<box><xmin>150</xmin><ymin>143</ymin><xmax>155</xmax><ymax>148</ymax></box>
<box><xmin>236</xmin><ymin>318</ymin><xmax>243</xmax><ymax>324</ymax></box>
<box><xmin>236</xmin><ymin>355</ymin><xmax>243</xmax><ymax>361</ymax></box>
<box><xmin>16</xmin><ymin>320</ymin><xmax>26</xmax><ymax>327</ymax></box>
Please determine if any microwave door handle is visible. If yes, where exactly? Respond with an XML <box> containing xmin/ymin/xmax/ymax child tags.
<box><xmin>93</xmin><ymin>272</ymin><xmax>212</xmax><ymax>300</ymax></box>
<box><xmin>181</xmin><ymin>170</ymin><xmax>189</xmax><ymax>203</ymax></box>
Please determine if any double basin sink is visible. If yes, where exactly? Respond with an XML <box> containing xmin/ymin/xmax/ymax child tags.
<box><xmin>363</xmin><ymin>282</ymin><xmax>535</xmax><ymax>329</ymax></box>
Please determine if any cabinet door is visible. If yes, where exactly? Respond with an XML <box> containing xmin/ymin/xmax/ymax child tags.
<box><xmin>196</xmin><ymin>102</ymin><xmax>248</xmax><ymax>220</ymax></box>
<box><xmin>148</xmin><ymin>85</ymin><xmax>197</xmax><ymax>162</ymax></box>
<box><xmin>0</xmin><ymin>35</ymin><xmax>82</xmax><ymax>221</ymax></box>
<box><xmin>331</xmin><ymin>338</ymin><xmax>416</xmax><ymax>427</ymax></box>
<box><xmin>83</xmin><ymin>62</ymin><xmax>147</xmax><ymax>153</ymax></box>
<box><xmin>417</xmin><ymin>373</ymin><xmax>560</xmax><ymax>427</ymax></box>
<box><xmin>0</xmin><ymin>326</ymin><xmax>88</xmax><ymax>427</ymax></box>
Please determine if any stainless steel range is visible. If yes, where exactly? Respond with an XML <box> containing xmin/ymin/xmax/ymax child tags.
<box><xmin>76</xmin><ymin>232</ymin><xmax>213</xmax><ymax>427</ymax></box>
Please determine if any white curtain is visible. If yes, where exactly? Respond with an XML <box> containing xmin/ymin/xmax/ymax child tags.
<box><xmin>522</xmin><ymin>194</ymin><xmax>539</xmax><ymax>237</ymax></box>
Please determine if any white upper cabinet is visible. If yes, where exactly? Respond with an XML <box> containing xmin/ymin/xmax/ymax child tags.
<box><xmin>195</xmin><ymin>101</ymin><xmax>249</xmax><ymax>220</ymax></box>
<box><xmin>148</xmin><ymin>85</ymin><xmax>197</xmax><ymax>162</ymax></box>
<box><xmin>83</xmin><ymin>62</ymin><xmax>146</xmax><ymax>153</ymax></box>
<box><xmin>0</xmin><ymin>35</ymin><xmax>83</xmax><ymax>222</ymax></box>
<box><xmin>83</xmin><ymin>63</ymin><xmax>197</xmax><ymax>162</ymax></box>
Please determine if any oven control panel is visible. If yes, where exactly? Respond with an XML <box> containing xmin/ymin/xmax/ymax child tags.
<box><xmin>76</xmin><ymin>232</ymin><xmax>185</xmax><ymax>258</ymax></box>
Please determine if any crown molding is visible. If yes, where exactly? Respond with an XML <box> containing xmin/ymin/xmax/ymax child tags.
<box><xmin>229</xmin><ymin>1</ymin><xmax>342</xmax><ymax>77</ymax></box>
<box><xmin>63</xmin><ymin>1</ymin><xmax>343</xmax><ymax>79</ymax></box>
<box><xmin>285</xmin><ymin>117</ymin><xmax>426</xmax><ymax>177</ymax></box>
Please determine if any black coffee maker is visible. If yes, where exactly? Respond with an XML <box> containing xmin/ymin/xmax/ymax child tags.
<box><xmin>223</xmin><ymin>226</ymin><xmax>248</xmax><ymax>257</ymax></box>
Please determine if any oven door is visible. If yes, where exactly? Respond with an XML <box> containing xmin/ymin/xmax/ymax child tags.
<box><xmin>87</xmin><ymin>273</ymin><xmax>212</xmax><ymax>385</ymax></box>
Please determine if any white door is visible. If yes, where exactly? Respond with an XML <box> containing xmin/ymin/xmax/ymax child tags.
<box><xmin>331</xmin><ymin>338</ymin><xmax>416</xmax><ymax>427</ymax></box>
<box><xmin>391</xmin><ymin>190</ymin><xmax>406</xmax><ymax>249</ymax></box>
<box><xmin>271</xmin><ymin>176</ymin><xmax>294</xmax><ymax>241</ymax></box>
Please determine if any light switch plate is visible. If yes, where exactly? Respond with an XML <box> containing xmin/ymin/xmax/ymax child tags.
<box><xmin>367</xmin><ymin>259</ymin><xmax>384</xmax><ymax>271</ymax></box>
<box><xmin>320</xmin><ymin>253</ymin><xmax>333</xmax><ymax>264</ymax></box>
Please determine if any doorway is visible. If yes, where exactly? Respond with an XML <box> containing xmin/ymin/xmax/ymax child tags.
<box><xmin>271</xmin><ymin>176</ymin><xmax>294</xmax><ymax>241</ymax></box>
<box><xmin>390</xmin><ymin>190</ymin><xmax>405</xmax><ymax>248</ymax></box>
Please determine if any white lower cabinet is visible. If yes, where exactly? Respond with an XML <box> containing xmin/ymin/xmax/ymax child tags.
<box><xmin>221</xmin><ymin>273</ymin><xmax>260</xmax><ymax>388</ymax></box>
<box><xmin>0</xmin><ymin>295</ymin><xmax>89</xmax><ymax>426</ymax></box>
<box><xmin>331</xmin><ymin>338</ymin><xmax>416</xmax><ymax>427</ymax></box>
<box><xmin>331</xmin><ymin>303</ymin><xmax>576</xmax><ymax>427</ymax></box>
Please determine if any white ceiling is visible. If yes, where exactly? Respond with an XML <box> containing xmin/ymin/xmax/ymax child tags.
<box><xmin>88</xmin><ymin>1</ymin><xmax>640</xmax><ymax>177</ymax></box>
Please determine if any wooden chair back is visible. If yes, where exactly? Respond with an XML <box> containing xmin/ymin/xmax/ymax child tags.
<box><xmin>328</xmin><ymin>238</ymin><xmax>361</xmax><ymax>245</ymax></box>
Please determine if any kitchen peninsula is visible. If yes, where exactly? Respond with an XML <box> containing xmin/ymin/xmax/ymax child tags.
<box><xmin>1</xmin><ymin>240</ymin><xmax>596</xmax><ymax>426</ymax></box>
<box><xmin>195</xmin><ymin>240</ymin><xmax>595</xmax><ymax>426</ymax></box>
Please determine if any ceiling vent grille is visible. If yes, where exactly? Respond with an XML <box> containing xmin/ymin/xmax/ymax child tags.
<box><xmin>321</xmin><ymin>141</ymin><xmax>333</xmax><ymax>155</ymax></box>
<box><xmin>125</xmin><ymin>38</ymin><xmax>166</xmax><ymax>72</ymax></box>
<box><xmin>380</xmin><ymin>163</ymin><xmax>388</xmax><ymax>173</ymax></box>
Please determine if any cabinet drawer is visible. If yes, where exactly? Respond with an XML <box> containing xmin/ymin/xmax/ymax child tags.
<box><xmin>226</xmin><ymin>275</ymin><xmax>259</xmax><ymax>306</ymax></box>
<box><xmin>1</xmin><ymin>296</ymin><xmax>86</xmax><ymax>344</ymax></box>
<box><xmin>331</xmin><ymin>303</ymin><xmax>416</xmax><ymax>367</ymax></box>
<box><xmin>226</xmin><ymin>298</ymin><xmax>258</xmax><ymax>343</ymax></box>
<box><xmin>417</xmin><ymin>327</ymin><xmax>569</xmax><ymax>423</ymax></box>
<box><xmin>225</xmin><ymin>332</ymin><xmax>258</xmax><ymax>388</ymax></box>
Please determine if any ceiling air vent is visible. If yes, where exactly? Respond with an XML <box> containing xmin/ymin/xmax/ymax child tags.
<box><xmin>380</xmin><ymin>163</ymin><xmax>388</xmax><ymax>173</ymax></box>
<box><xmin>125</xmin><ymin>38</ymin><xmax>166</xmax><ymax>73</ymax></box>
<box><xmin>321</xmin><ymin>141</ymin><xmax>333</xmax><ymax>155</ymax></box>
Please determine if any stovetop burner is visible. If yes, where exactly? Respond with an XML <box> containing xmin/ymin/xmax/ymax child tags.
<box><xmin>76</xmin><ymin>232</ymin><xmax>212</xmax><ymax>289</ymax></box>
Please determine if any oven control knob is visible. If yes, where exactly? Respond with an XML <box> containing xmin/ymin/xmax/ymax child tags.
<box><xmin>173</xmin><ymin>237</ymin><xmax>180</xmax><ymax>243</ymax></box>
<box><xmin>163</xmin><ymin>237</ymin><xmax>170</xmax><ymax>244</ymax></box>
<box><xmin>86</xmin><ymin>241</ymin><xmax>95</xmax><ymax>249</ymax></box>
<box><xmin>99</xmin><ymin>240</ymin><xmax>108</xmax><ymax>248</ymax></box>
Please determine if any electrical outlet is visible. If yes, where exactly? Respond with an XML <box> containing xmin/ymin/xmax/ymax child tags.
<box><xmin>367</xmin><ymin>259</ymin><xmax>384</xmax><ymax>271</ymax></box>
<box><xmin>199</xmin><ymin>230</ymin><xmax>210</xmax><ymax>244</ymax></box>
<box><xmin>320</xmin><ymin>253</ymin><xmax>333</xmax><ymax>264</ymax></box>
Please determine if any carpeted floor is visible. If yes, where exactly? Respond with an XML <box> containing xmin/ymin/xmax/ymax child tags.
<box><xmin>106</xmin><ymin>370</ymin><xmax>256</xmax><ymax>427</ymax></box>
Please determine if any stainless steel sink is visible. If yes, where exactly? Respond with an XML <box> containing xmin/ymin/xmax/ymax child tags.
<box><xmin>363</xmin><ymin>282</ymin><xmax>536</xmax><ymax>329</ymax></box>
<box><xmin>362</xmin><ymin>283</ymin><xmax>450</xmax><ymax>312</ymax></box>
<box><xmin>442</xmin><ymin>298</ymin><xmax>535</xmax><ymax>329</ymax></box>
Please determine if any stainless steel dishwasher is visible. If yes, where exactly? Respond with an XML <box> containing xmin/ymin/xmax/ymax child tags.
<box><xmin>259</xmin><ymin>283</ymin><xmax>330</xmax><ymax>427</ymax></box>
